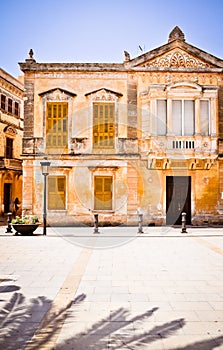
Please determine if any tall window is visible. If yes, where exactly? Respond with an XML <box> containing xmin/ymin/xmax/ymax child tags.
<box><xmin>6</xmin><ymin>138</ymin><xmax>13</xmax><ymax>158</ymax></box>
<box><xmin>157</xmin><ymin>100</ymin><xmax>167</xmax><ymax>135</ymax></box>
<box><xmin>1</xmin><ymin>95</ymin><xmax>6</xmax><ymax>110</ymax></box>
<box><xmin>46</xmin><ymin>103</ymin><xmax>68</xmax><ymax>150</ymax></box>
<box><xmin>8</xmin><ymin>98</ymin><xmax>13</xmax><ymax>114</ymax></box>
<box><xmin>94</xmin><ymin>176</ymin><xmax>112</xmax><ymax>210</ymax></box>
<box><xmin>14</xmin><ymin>102</ymin><xmax>19</xmax><ymax>117</ymax></box>
<box><xmin>200</xmin><ymin>100</ymin><xmax>210</xmax><ymax>135</ymax></box>
<box><xmin>172</xmin><ymin>100</ymin><xmax>195</xmax><ymax>136</ymax></box>
<box><xmin>93</xmin><ymin>103</ymin><xmax>115</xmax><ymax>149</ymax></box>
<box><xmin>48</xmin><ymin>176</ymin><xmax>66</xmax><ymax>210</ymax></box>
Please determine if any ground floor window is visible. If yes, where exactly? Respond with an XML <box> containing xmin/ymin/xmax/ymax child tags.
<box><xmin>48</xmin><ymin>176</ymin><xmax>66</xmax><ymax>210</ymax></box>
<box><xmin>94</xmin><ymin>176</ymin><xmax>112</xmax><ymax>210</ymax></box>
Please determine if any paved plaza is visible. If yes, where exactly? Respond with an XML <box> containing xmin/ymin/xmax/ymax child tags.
<box><xmin>0</xmin><ymin>225</ymin><xmax>223</xmax><ymax>349</ymax></box>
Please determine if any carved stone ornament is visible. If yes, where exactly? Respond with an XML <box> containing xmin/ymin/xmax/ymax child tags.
<box><xmin>86</xmin><ymin>88</ymin><xmax>122</xmax><ymax>102</ymax></box>
<box><xmin>142</xmin><ymin>49</ymin><xmax>212</xmax><ymax>69</ymax></box>
<box><xmin>39</xmin><ymin>88</ymin><xmax>76</xmax><ymax>101</ymax></box>
<box><xmin>168</xmin><ymin>26</ymin><xmax>185</xmax><ymax>43</ymax></box>
<box><xmin>4</xmin><ymin>125</ymin><xmax>17</xmax><ymax>137</ymax></box>
<box><xmin>45</xmin><ymin>89</ymin><xmax>72</xmax><ymax>101</ymax></box>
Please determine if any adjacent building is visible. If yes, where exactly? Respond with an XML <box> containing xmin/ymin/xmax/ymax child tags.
<box><xmin>0</xmin><ymin>68</ymin><xmax>24</xmax><ymax>216</ymax></box>
<box><xmin>19</xmin><ymin>27</ymin><xmax>223</xmax><ymax>226</ymax></box>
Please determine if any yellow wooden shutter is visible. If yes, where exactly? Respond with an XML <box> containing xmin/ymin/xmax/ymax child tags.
<box><xmin>94</xmin><ymin>176</ymin><xmax>112</xmax><ymax>210</ymax></box>
<box><xmin>93</xmin><ymin>103</ymin><xmax>114</xmax><ymax>149</ymax></box>
<box><xmin>46</xmin><ymin>102</ymin><xmax>68</xmax><ymax>150</ymax></box>
<box><xmin>48</xmin><ymin>176</ymin><xmax>66</xmax><ymax>210</ymax></box>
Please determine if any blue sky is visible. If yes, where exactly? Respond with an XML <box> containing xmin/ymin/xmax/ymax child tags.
<box><xmin>1</xmin><ymin>0</ymin><xmax>223</xmax><ymax>77</ymax></box>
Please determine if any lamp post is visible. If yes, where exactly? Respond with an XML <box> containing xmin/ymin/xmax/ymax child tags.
<box><xmin>40</xmin><ymin>157</ymin><xmax>51</xmax><ymax>235</ymax></box>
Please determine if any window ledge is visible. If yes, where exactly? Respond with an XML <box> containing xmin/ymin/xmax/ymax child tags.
<box><xmin>92</xmin><ymin>210</ymin><xmax>115</xmax><ymax>213</ymax></box>
<box><xmin>48</xmin><ymin>210</ymin><xmax>67</xmax><ymax>213</ymax></box>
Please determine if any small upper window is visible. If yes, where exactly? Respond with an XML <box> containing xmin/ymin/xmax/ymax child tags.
<box><xmin>8</xmin><ymin>98</ymin><xmax>13</xmax><ymax>114</ymax></box>
<box><xmin>1</xmin><ymin>95</ymin><xmax>6</xmax><ymax>110</ymax></box>
<box><xmin>14</xmin><ymin>102</ymin><xmax>19</xmax><ymax>117</ymax></box>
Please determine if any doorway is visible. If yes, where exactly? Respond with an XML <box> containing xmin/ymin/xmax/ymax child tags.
<box><xmin>166</xmin><ymin>176</ymin><xmax>191</xmax><ymax>225</ymax></box>
<box><xmin>4</xmin><ymin>183</ymin><xmax>11</xmax><ymax>213</ymax></box>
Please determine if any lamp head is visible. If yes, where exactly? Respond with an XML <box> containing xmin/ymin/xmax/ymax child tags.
<box><xmin>40</xmin><ymin>157</ymin><xmax>51</xmax><ymax>175</ymax></box>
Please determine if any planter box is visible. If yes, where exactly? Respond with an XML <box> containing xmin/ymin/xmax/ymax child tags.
<box><xmin>12</xmin><ymin>224</ymin><xmax>39</xmax><ymax>235</ymax></box>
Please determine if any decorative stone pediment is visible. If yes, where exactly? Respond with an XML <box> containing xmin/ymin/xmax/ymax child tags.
<box><xmin>39</xmin><ymin>87</ymin><xmax>76</xmax><ymax>101</ymax></box>
<box><xmin>3</xmin><ymin>125</ymin><xmax>17</xmax><ymax>137</ymax></box>
<box><xmin>140</xmin><ymin>49</ymin><xmax>213</xmax><ymax>69</ymax></box>
<box><xmin>85</xmin><ymin>88</ymin><xmax>123</xmax><ymax>102</ymax></box>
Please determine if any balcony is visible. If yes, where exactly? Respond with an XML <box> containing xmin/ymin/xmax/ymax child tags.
<box><xmin>147</xmin><ymin>136</ymin><xmax>218</xmax><ymax>159</ymax></box>
<box><xmin>0</xmin><ymin>158</ymin><xmax>22</xmax><ymax>171</ymax></box>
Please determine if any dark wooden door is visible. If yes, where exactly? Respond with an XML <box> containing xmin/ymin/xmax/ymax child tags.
<box><xmin>4</xmin><ymin>183</ymin><xmax>11</xmax><ymax>213</ymax></box>
<box><xmin>166</xmin><ymin>176</ymin><xmax>191</xmax><ymax>225</ymax></box>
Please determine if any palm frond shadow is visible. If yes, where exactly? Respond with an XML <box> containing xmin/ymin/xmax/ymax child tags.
<box><xmin>58</xmin><ymin>306</ymin><xmax>223</xmax><ymax>350</ymax></box>
<box><xmin>57</xmin><ymin>306</ymin><xmax>185</xmax><ymax>349</ymax></box>
<box><xmin>0</xmin><ymin>292</ymin><xmax>51</xmax><ymax>350</ymax></box>
<box><xmin>1</xmin><ymin>292</ymin><xmax>223</xmax><ymax>350</ymax></box>
<box><xmin>0</xmin><ymin>292</ymin><xmax>86</xmax><ymax>350</ymax></box>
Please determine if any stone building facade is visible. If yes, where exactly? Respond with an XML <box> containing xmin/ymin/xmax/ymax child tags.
<box><xmin>19</xmin><ymin>27</ymin><xmax>223</xmax><ymax>226</ymax></box>
<box><xmin>0</xmin><ymin>68</ymin><xmax>24</xmax><ymax>216</ymax></box>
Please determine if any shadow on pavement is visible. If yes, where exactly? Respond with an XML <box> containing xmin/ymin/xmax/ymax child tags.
<box><xmin>0</xmin><ymin>290</ymin><xmax>223</xmax><ymax>350</ymax></box>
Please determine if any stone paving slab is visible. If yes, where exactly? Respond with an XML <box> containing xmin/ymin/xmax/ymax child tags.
<box><xmin>0</xmin><ymin>225</ymin><xmax>223</xmax><ymax>349</ymax></box>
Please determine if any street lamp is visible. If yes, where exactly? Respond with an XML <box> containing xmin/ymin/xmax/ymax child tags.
<box><xmin>40</xmin><ymin>157</ymin><xmax>51</xmax><ymax>235</ymax></box>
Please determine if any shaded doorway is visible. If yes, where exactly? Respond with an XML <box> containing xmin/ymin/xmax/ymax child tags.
<box><xmin>166</xmin><ymin>176</ymin><xmax>191</xmax><ymax>225</ymax></box>
<box><xmin>4</xmin><ymin>183</ymin><xmax>11</xmax><ymax>213</ymax></box>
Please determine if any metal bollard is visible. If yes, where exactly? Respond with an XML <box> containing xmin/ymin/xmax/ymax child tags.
<box><xmin>138</xmin><ymin>213</ymin><xmax>144</xmax><ymax>233</ymax></box>
<box><xmin>93</xmin><ymin>214</ymin><xmax>99</xmax><ymax>234</ymax></box>
<box><xmin>5</xmin><ymin>212</ymin><xmax>13</xmax><ymax>233</ymax></box>
<box><xmin>181</xmin><ymin>212</ymin><xmax>187</xmax><ymax>233</ymax></box>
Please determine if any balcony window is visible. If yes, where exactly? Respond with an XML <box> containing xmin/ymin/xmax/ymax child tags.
<box><xmin>172</xmin><ymin>100</ymin><xmax>195</xmax><ymax>136</ymax></box>
<box><xmin>200</xmin><ymin>100</ymin><xmax>210</xmax><ymax>136</ymax></box>
<box><xmin>157</xmin><ymin>100</ymin><xmax>167</xmax><ymax>136</ymax></box>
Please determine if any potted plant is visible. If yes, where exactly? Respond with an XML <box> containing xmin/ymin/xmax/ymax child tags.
<box><xmin>11</xmin><ymin>215</ymin><xmax>40</xmax><ymax>235</ymax></box>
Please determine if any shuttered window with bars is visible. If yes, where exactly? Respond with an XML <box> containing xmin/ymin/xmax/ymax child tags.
<box><xmin>93</xmin><ymin>103</ymin><xmax>115</xmax><ymax>149</ymax></box>
<box><xmin>94</xmin><ymin>176</ymin><xmax>112</xmax><ymax>210</ymax></box>
<box><xmin>46</xmin><ymin>102</ymin><xmax>68</xmax><ymax>150</ymax></box>
<box><xmin>48</xmin><ymin>176</ymin><xmax>66</xmax><ymax>210</ymax></box>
